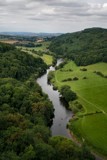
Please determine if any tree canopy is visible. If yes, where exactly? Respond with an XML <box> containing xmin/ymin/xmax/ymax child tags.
<box><xmin>0</xmin><ymin>42</ymin><xmax>95</xmax><ymax>159</ymax></box>
<box><xmin>60</xmin><ymin>85</ymin><xmax>77</xmax><ymax>102</ymax></box>
<box><xmin>49</xmin><ymin>27</ymin><xmax>107</xmax><ymax>66</ymax></box>
<box><xmin>0</xmin><ymin>47</ymin><xmax>47</xmax><ymax>81</ymax></box>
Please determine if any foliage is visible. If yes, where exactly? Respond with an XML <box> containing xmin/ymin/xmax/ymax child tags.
<box><xmin>47</xmin><ymin>71</ymin><xmax>54</xmax><ymax>84</ymax></box>
<box><xmin>0</xmin><ymin>42</ymin><xmax>15</xmax><ymax>52</ymax></box>
<box><xmin>55</xmin><ymin>60</ymin><xmax>67</xmax><ymax>70</ymax></box>
<box><xmin>69</xmin><ymin>101</ymin><xmax>83</xmax><ymax>113</ymax></box>
<box><xmin>80</xmin><ymin>68</ymin><xmax>87</xmax><ymax>71</ymax></box>
<box><xmin>15</xmin><ymin>42</ymin><xmax>36</xmax><ymax>47</ymax></box>
<box><xmin>0</xmin><ymin>78</ymin><xmax>54</xmax><ymax>124</ymax></box>
<box><xmin>49</xmin><ymin>27</ymin><xmax>107</xmax><ymax>65</ymax></box>
<box><xmin>94</xmin><ymin>71</ymin><xmax>107</xmax><ymax>78</ymax></box>
<box><xmin>0</xmin><ymin>42</ymin><xmax>95</xmax><ymax>159</ymax></box>
<box><xmin>0</xmin><ymin>43</ymin><xmax>54</xmax><ymax>159</ymax></box>
<box><xmin>0</xmin><ymin>47</ymin><xmax>47</xmax><ymax>81</ymax></box>
<box><xmin>60</xmin><ymin>85</ymin><xmax>77</xmax><ymax>102</ymax></box>
<box><xmin>51</xmin><ymin>60</ymin><xmax>107</xmax><ymax>155</ymax></box>
<box><xmin>49</xmin><ymin>136</ymin><xmax>95</xmax><ymax>160</ymax></box>
<box><xmin>0</xmin><ymin>34</ymin><xmax>37</xmax><ymax>42</ymax></box>
<box><xmin>52</xmin><ymin>57</ymin><xmax>57</xmax><ymax>66</ymax></box>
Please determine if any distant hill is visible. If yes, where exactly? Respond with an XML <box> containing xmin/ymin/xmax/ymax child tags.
<box><xmin>49</xmin><ymin>27</ymin><xmax>107</xmax><ymax>66</ymax></box>
<box><xmin>0</xmin><ymin>32</ymin><xmax>62</xmax><ymax>38</ymax></box>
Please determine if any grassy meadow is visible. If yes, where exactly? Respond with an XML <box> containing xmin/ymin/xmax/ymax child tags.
<box><xmin>52</xmin><ymin>61</ymin><xmax>107</xmax><ymax>155</ymax></box>
<box><xmin>18</xmin><ymin>41</ymin><xmax>53</xmax><ymax>65</ymax></box>
<box><xmin>41</xmin><ymin>54</ymin><xmax>53</xmax><ymax>65</ymax></box>
<box><xmin>33</xmin><ymin>41</ymin><xmax>51</xmax><ymax>51</ymax></box>
<box><xmin>20</xmin><ymin>41</ymin><xmax>50</xmax><ymax>51</ymax></box>
<box><xmin>0</xmin><ymin>39</ymin><xmax>18</xmax><ymax>44</ymax></box>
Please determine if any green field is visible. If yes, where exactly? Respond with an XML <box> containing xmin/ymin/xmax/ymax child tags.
<box><xmin>52</xmin><ymin>61</ymin><xmax>107</xmax><ymax>155</ymax></box>
<box><xmin>41</xmin><ymin>54</ymin><xmax>53</xmax><ymax>65</ymax></box>
<box><xmin>21</xmin><ymin>48</ymin><xmax>53</xmax><ymax>65</ymax></box>
<box><xmin>34</xmin><ymin>41</ymin><xmax>51</xmax><ymax>51</ymax></box>
<box><xmin>18</xmin><ymin>41</ymin><xmax>50</xmax><ymax>52</ymax></box>
<box><xmin>17</xmin><ymin>42</ymin><xmax>53</xmax><ymax>65</ymax></box>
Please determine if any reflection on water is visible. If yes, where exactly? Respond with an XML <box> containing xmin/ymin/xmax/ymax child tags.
<box><xmin>37</xmin><ymin>59</ymin><xmax>73</xmax><ymax>138</ymax></box>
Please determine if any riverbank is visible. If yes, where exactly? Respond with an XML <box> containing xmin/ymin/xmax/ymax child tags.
<box><xmin>68</xmin><ymin>125</ymin><xmax>105</xmax><ymax>160</ymax></box>
<box><xmin>37</xmin><ymin>59</ymin><xmax>73</xmax><ymax>138</ymax></box>
<box><xmin>49</xmin><ymin>60</ymin><xmax>107</xmax><ymax>159</ymax></box>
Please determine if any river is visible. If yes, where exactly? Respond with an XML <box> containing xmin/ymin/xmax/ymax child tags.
<box><xmin>37</xmin><ymin>59</ymin><xmax>73</xmax><ymax>138</ymax></box>
<box><xmin>37</xmin><ymin>59</ymin><xmax>103</xmax><ymax>160</ymax></box>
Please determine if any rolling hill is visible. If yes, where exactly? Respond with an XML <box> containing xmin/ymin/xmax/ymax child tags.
<box><xmin>49</xmin><ymin>27</ymin><xmax>107</xmax><ymax>66</ymax></box>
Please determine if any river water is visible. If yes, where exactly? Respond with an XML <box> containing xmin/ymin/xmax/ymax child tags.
<box><xmin>37</xmin><ymin>59</ymin><xmax>73</xmax><ymax>138</ymax></box>
<box><xmin>37</xmin><ymin>59</ymin><xmax>103</xmax><ymax>160</ymax></box>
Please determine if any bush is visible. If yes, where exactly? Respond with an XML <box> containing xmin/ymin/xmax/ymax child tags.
<box><xmin>53</xmin><ymin>85</ymin><xmax>58</xmax><ymax>90</ymax></box>
<box><xmin>80</xmin><ymin>68</ymin><xmax>87</xmax><ymax>71</ymax></box>
<box><xmin>47</xmin><ymin>71</ymin><xmax>54</xmax><ymax>84</ymax></box>
<box><xmin>94</xmin><ymin>71</ymin><xmax>107</xmax><ymax>78</ymax></box>
<box><xmin>62</xmin><ymin>78</ymin><xmax>72</xmax><ymax>82</ymax></box>
<box><xmin>83</xmin><ymin>76</ymin><xmax>87</xmax><ymax>79</ymax></box>
<box><xmin>69</xmin><ymin>101</ymin><xmax>83</xmax><ymax>113</ymax></box>
<box><xmin>60</xmin><ymin>85</ymin><xmax>77</xmax><ymax>103</ymax></box>
<box><xmin>72</xmin><ymin>77</ymin><xmax>79</xmax><ymax>81</ymax></box>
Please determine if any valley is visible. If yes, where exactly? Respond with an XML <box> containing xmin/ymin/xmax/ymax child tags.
<box><xmin>51</xmin><ymin>60</ymin><xmax>107</xmax><ymax>156</ymax></box>
<box><xmin>0</xmin><ymin>27</ymin><xmax>107</xmax><ymax>159</ymax></box>
<box><xmin>1</xmin><ymin>0</ymin><xmax>107</xmax><ymax>159</ymax></box>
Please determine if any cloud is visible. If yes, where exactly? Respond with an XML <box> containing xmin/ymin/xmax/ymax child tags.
<box><xmin>0</xmin><ymin>0</ymin><xmax>107</xmax><ymax>32</ymax></box>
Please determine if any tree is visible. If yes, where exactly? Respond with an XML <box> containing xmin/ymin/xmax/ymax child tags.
<box><xmin>21</xmin><ymin>145</ymin><xmax>36</xmax><ymax>160</ymax></box>
<box><xmin>60</xmin><ymin>85</ymin><xmax>77</xmax><ymax>103</ymax></box>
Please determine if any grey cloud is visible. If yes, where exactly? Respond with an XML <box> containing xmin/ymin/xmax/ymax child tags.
<box><xmin>0</xmin><ymin>1</ymin><xmax>8</xmax><ymax>6</ymax></box>
<box><xmin>30</xmin><ymin>17</ymin><xmax>47</xmax><ymax>21</ymax></box>
<box><xmin>28</xmin><ymin>0</ymin><xmax>89</xmax><ymax>9</ymax></box>
<box><xmin>48</xmin><ymin>1</ymin><xmax>88</xmax><ymax>8</ymax></box>
<box><xmin>0</xmin><ymin>0</ymin><xmax>107</xmax><ymax>32</ymax></box>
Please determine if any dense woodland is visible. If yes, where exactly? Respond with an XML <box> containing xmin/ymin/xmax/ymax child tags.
<box><xmin>0</xmin><ymin>35</ymin><xmax>38</xmax><ymax>42</ymax></box>
<box><xmin>0</xmin><ymin>42</ymin><xmax>47</xmax><ymax>80</ymax></box>
<box><xmin>49</xmin><ymin>28</ymin><xmax>107</xmax><ymax>66</ymax></box>
<box><xmin>0</xmin><ymin>42</ymin><xmax>95</xmax><ymax>159</ymax></box>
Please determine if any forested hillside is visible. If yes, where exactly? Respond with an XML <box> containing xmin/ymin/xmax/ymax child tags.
<box><xmin>0</xmin><ymin>42</ymin><xmax>94</xmax><ymax>160</ymax></box>
<box><xmin>49</xmin><ymin>28</ymin><xmax>107</xmax><ymax>66</ymax></box>
<box><xmin>0</xmin><ymin>42</ymin><xmax>15</xmax><ymax>52</ymax></box>
<box><xmin>0</xmin><ymin>42</ymin><xmax>53</xmax><ymax>159</ymax></box>
<box><xmin>0</xmin><ymin>43</ymin><xmax>47</xmax><ymax>81</ymax></box>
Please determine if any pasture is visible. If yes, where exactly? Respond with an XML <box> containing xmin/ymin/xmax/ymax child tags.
<box><xmin>20</xmin><ymin>41</ymin><xmax>50</xmax><ymax>51</ymax></box>
<box><xmin>18</xmin><ymin>41</ymin><xmax>53</xmax><ymax>65</ymax></box>
<box><xmin>0</xmin><ymin>39</ymin><xmax>18</xmax><ymax>44</ymax></box>
<box><xmin>53</xmin><ymin>61</ymin><xmax>107</xmax><ymax>155</ymax></box>
<box><xmin>41</xmin><ymin>54</ymin><xmax>53</xmax><ymax>65</ymax></box>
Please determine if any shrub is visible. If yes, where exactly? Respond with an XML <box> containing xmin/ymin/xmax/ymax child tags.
<box><xmin>83</xmin><ymin>77</ymin><xmax>87</xmax><ymax>79</ymax></box>
<box><xmin>60</xmin><ymin>85</ymin><xmax>77</xmax><ymax>102</ymax></box>
<box><xmin>47</xmin><ymin>71</ymin><xmax>54</xmax><ymax>84</ymax></box>
<box><xmin>69</xmin><ymin>101</ymin><xmax>83</xmax><ymax>113</ymax></box>
<box><xmin>72</xmin><ymin>77</ymin><xmax>79</xmax><ymax>81</ymax></box>
<box><xmin>80</xmin><ymin>68</ymin><xmax>87</xmax><ymax>71</ymax></box>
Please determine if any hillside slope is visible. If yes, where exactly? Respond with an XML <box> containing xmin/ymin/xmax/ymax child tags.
<box><xmin>49</xmin><ymin>28</ymin><xmax>107</xmax><ymax>66</ymax></box>
<box><xmin>0</xmin><ymin>42</ymin><xmax>47</xmax><ymax>81</ymax></box>
<box><xmin>0</xmin><ymin>43</ymin><xmax>95</xmax><ymax>160</ymax></box>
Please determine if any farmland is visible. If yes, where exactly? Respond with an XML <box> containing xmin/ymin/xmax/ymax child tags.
<box><xmin>0</xmin><ymin>39</ymin><xmax>18</xmax><ymax>44</ymax></box>
<box><xmin>52</xmin><ymin>60</ymin><xmax>107</xmax><ymax>155</ymax></box>
<box><xmin>41</xmin><ymin>54</ymin><xmax>53</xmax><ymax>65</ymax></box>
<box><xmin>17</xmin><ymin>41</ymin><xmax>53</xmax><ymax>66</ymax></box>
<box><xmin>18</xmin><ymin>41</ymin><xmax>50</xmax><ymax>51</ymax></box>
<box><xmin>0</xmin><ymin>40</ymin><xmax>95</xmax><ymax>160</ymax></box>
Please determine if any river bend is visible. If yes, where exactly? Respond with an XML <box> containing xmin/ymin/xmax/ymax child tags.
<box><xmin>37</xmin><ymin>59</ymin><xmax>73</xmax><ymax>138</ymax></box>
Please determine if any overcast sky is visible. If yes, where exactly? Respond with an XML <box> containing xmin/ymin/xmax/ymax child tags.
<box><xmin>0</xmin><ymin>0</ymin><xmax>107</xmax><ymax>33</ymax></box>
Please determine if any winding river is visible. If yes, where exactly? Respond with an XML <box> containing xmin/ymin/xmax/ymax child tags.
<box><xmin>37</xmin><ymin>59</ymin><xmax>102</xmax><ymax>160</ymax></box>
<box><xmin>37</xmin><ymin>59</ymin><xmax>73</xmax><ymax>138</ymax></box>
